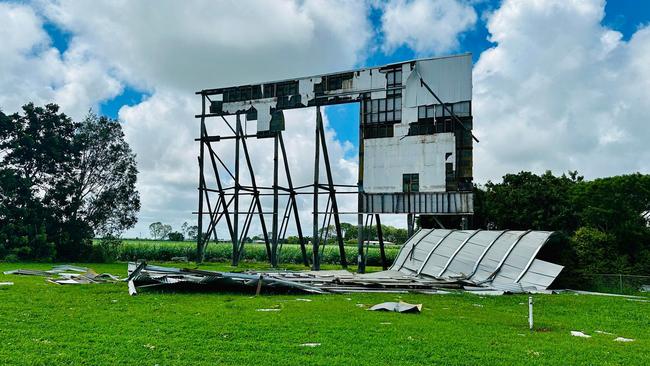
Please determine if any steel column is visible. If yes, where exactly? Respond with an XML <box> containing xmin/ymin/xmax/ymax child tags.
<box><xmin>237</xmin><ymin>118</ymin><xmax>272</xmax><ymax>260</ymax></box>
<box><xmin>312</xmin><ymin>108</ymin><xmax>321</xmax><ymax>270</ymax></box>
<box><xmin>232</xmin><ymin>114</ymin><xmax>241</xmax><ymax>265</ymax></box>
<box><xmin>278</xmin><ymin>133</ymin><xmax>309</xmax><ymax>266</ymax></box>
<box><xmin>375</xmin><ymin>214</ymin><xmax>387</xmax><ymax>270</ymax></box>
<box><xmin>316</xmin><ymin>108</ymin><xmax>347</xmax><ymax>268</ymax></box>
<box><xmin>271</xmin><ymin>132</ymin><xmax>280</xmax><ymax>267</ymax></box>
<box><xmin>197</xmin><ymin>95</ymin><xmax>206</xmax><ymax>262</ymax></box>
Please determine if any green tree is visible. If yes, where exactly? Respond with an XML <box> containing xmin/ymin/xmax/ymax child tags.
<box><xmin>476</xmin><ymin>170</ymin><xmax>580</xmax><ymax>231</ymax></box>
<box><xmin>69</xmin><ymin>112</ymin><xmax>140</xmax><ymax>237</ymax></box>
<box><xmin>0</xmin><ymin>104</ymin><xmax>140</xmax><ymax>260</ymax></box>
<box><xmin>168</xmin><ymin>232</ymin><xmax>184</xmax><ymax>241</ymax></box>
<box><xmin>0</xmin><ymin>104</ymin><xmax>79</xmax><ymax>260</ymax></box>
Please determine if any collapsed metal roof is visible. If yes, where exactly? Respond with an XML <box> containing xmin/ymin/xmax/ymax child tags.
<box><xmin>124</xmin><ymin>229</ymin><xmax>563</xmax><ymax>296</ymax></box>
<box><xmin>391</xmin><ymin>229</ymin><xmax>563</xmax><ymax>290</ymax></box>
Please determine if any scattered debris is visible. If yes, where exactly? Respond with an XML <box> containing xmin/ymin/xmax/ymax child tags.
<box><xmin>300</xmin><ymin>343</ymin><xmax>321</xmax><ymax>347</ymax></box>
<box><xmin>0</xmin><ymin>282</ymin><xmax>14</xmax><ymax>286</ymax></box>
<box><xmin>472</xmin><ymin>303</ymin><xmax>484</xmax><ymax>308</ymax></box>
<box><xmin>614</xmin><ymin>337</ymin><xmax>635</xmax><ymax>342</ymax></box>
<box><xmin>571</xmin><ymin>331</ymin><xmax>591</xmax><ymax>338</ymax></box>
<box><xmin>256</xmin><ymin>308</ymin><xmax>281</xmax><ymax>312</ymax></box>
<box><xmin>295</xmin><ymin>298</ymin><xmax>312</xmax><ymax>302</ymax></box>
<box><xmin>640</xmin><ymin>285</ymin><xmax>649</xmax><ymax>292</ymax></box>
<box><xmin>171</xmin><ymin>256</ymin><xmax>188</xmax><ymax>262</ymax></box>
<box><xmin>4</xmin><ymin>265</ymin><xmax>121</xmax><ymax>285</ymax></box>
<box><xmin>369</xmin><ymin>301</ymin><xmax>422</xmax><ymax>313</ymax></box>
<box><xmin>380</xmin><ymin>322</ymin><xmax>392</xmax><ymax>325</ymax></box>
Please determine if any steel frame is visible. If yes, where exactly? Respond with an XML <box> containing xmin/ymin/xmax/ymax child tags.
<box><xmin>195</xmin><ymin>95</ymin><xmax>389</xmax><ymax>270</ymax></box>
<box><xmin>194</xmin><ymin>66</ymin><xmax>474</xmax><ymax>271</ymax></box>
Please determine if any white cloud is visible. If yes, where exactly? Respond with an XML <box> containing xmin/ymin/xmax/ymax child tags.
<box><xmin>119</xmin><ymin>93</ymin><xmax>359</xmax><ymax>237</ymax></box>
<box><xmin>380</xmin><ymin>0</ymin><xmax>477</xmax><ymax>55</ymax></box>
<box><xmin>40</xmin><ymin>0</ymin><xmax>372</xmax><ymax>92</ymax></box>
<box><xmin>0</xmin><ymin>2</ymin><xmax>122</xmax><ymax>119</ymax></box>
<box><xmin>473</xmin><ymin>0</ymin><xmax>650</xmax><ymax>182</ymax></box>
<box><xmin>36</xmin><ymin>0</ymin><xmax>376</xmax><ymax>236</ymax></box>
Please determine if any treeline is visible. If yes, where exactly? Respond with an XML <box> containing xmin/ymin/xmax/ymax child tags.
<box><xmin>472</xmin><ymin>171</ymin><xmax>650</xmax><ymax>283</ymax></box>
<box><xmin>0</xmin><ymin>104</ymin><xmax>140</xmax><ymax>262</ymax></box>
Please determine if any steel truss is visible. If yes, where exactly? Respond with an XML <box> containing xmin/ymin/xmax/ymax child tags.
<box><xmin>195</xmin><ymin>96</ymin><xmax>388</xmax><ymax>270</ymax></box>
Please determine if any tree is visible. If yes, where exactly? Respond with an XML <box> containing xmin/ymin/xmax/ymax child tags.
<box><xmin>68</xmin><ymin>112</ymin><xmax>140</xmax><ymax>237</ymax></box>
<box><xmin>475</xmin><ymin>170</ymin><xmax>579</xmax><ymax>231</ymax></box>
<box><xmin>1</xmin><ymin>104</ymin><xmax>83</xmax><ymax>260</ymax></box>
<box><xmin>168</xmin><ymin>232</ymin><xmax>184</xmax><ymax>241</ymax></box>
<box><xmin>148</xmin><ymin>222</ymin><xmax>172</xmax><ymax>240</ymax></box>
<box><xmin>0</xmin><ymin>104</ymin><xmax>140</xmax><ymax>260</ymax></box>
<box><xmin>186</xmin><ymin>225</ymin><xmax>199</xmax><ymax>241</ymax></box>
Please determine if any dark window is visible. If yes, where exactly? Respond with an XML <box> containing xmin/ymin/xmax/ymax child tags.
<box><xmin>403</xmin><ymin>174</ymin><xmax>419</xmax><ymax>193</ymax></box>
<box><xmin>386</xmin><ymin>69</ymin><xmax>402</xmax><ymax>87</ymax></box>
<box><xmin>363</xmin><ymin>123</ymin><xmax>394</xmax><ymax>139</ymax></box>
<box><xmin>362</xmin><ymin>90</ymin><xmax>402</xmax><ymax>125</ymax></box>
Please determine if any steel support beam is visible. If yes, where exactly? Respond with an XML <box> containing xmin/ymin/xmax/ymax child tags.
<box><xmin>278</xmin><ymin>133</ymin><xmax>309</xmax><ymax>266</ymax></box>
<box><xmin>232</xmin><ymin>114</ymin><xmax>241</xmax><ymax>266</ymax></box>
<box><xmin>197</xmin><ymin>95</ymin><xmax>206</xmax><ymax>262</ymax></box>
<box><xmin>376</xmin><ymin>214</ymin><xmax>387</xmax><ymax>270</ymax></box>
<box><xmin>237</xmin><ymin>118</ymin><xmax>271</xmax><ymax>261</ymax></box>
<box><xmin>312</xmin><ymin>108</ymin><xmax>321</xmax><ymax>270</ymax></box>
<box><xmin>271</xmin><ymin>132</ymin><xmax>280</xmax><ymax>267</ymax></box>
<box><xmin>316</xmin><ymin>108</ymin><xmax>347</xmax><ymax>268</ymax></box>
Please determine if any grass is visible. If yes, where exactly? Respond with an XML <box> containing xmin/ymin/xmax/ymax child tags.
<box><xmin>1</xmin><ymin>262</ymin><xmax>648</xmax><ymax>365</ymax></box>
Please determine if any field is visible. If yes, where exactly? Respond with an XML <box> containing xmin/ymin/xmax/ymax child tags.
<box><xmin>1</xmin><ymin>262</ymin><xmax>648</xmax><ymax>365</ymax></box>
<box><xmin>117</xmin><ymin>239</ymin><xmax>400</xmax><ymax>266</ymax></box>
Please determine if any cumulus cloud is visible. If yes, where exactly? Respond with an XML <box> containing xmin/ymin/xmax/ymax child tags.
<box><xmin>0</xmin><ymin>2</ymin><xmax>121</xmax><ymax>119</ymax></box>
<box><xmin>119</xmin><ymin>94</ymin><xmax>358</xmax><ymax>237</ymax></box>
<box><xmin>34</xmin><ymin>0</ymin><xmax>372</xmax><ymax>236</ymax></box>
<box><xmin>380</xmin><ymin>0</ymin><xmax>477</xmax><ymax>55</ymax></box>
<box><xmin>473</xmin><ymin>0</ymin><xmax>650</xmax><ymax>182</ymax></box>
<box><xmin>39</xmin><ymin>0</ymin><xmax>372</xmax><ymax>92</ymax></box>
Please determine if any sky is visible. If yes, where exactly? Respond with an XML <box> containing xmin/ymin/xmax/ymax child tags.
<box><xmin>1</xmin><ymin>0</ymin><xmax>649</xmax><ymax>238</ymax></box>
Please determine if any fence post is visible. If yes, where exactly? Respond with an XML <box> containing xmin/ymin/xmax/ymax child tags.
<box><xmin>619</xmin><ymin>274</ymin><xmax>623</xmax><ymax>294</ymax></box>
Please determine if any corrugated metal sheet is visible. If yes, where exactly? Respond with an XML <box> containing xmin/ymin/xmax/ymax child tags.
<box><xmin>391</xmin><ymin>229</ymin><xmax>562</xmax><ymax>290</ymax></box>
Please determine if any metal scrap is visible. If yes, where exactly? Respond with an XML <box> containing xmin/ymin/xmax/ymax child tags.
<box><xmin>369</xmin><ymin>301</ymin><xmax>422</xmax><ymax>313</ymax></box>
<box><xmin>3</xmin><ymin>265</ymin><xmax>121</xmax><ymax>285</ymax></box>
<box><xmin>126</xmin><ymin>262</ymin><xmax>466</xmax><ymax>296</ymax></box>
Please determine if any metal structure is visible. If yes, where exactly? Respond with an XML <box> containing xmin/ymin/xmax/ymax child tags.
<box><xmin>393</xmin><ymin>229</ymin><xmax>564</xmax><ymax>290</ymax></box>
<box><xmin>195</xmin><ymin>53</ymin><xmax>475</xmax><ymax>271</ymax></box>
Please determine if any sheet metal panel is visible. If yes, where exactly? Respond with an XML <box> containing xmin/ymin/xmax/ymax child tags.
<box><xmin>392</xmin><ymin>229</ymin><xmax>562</xmax><ymax>290</ymax></box>
<box><xmin>470</xmin><ymin>231</ymin><xmax>522</xmax><ymax>283</ymax></box>
<box><xmin>361</xmin><ymin>192</ymin><xmax>473</xmax><ymax>214</ymax></box>
<box><xmin>441</xmin><ymin>230</ymin><xmax>502</xmax><ymax>277</ymax></box>
<box><xmin>518</xmin><ymin>259</ymin><xmax>564</xmax><ymax>289</ymax></box>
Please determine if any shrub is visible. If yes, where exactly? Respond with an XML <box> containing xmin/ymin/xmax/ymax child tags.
<box><xmin>3</xmin><ymin>254</ymin><xmax>19</xmax><ymax>263</ymax></box>
<box><xmin>91</xmin><ymin>236</ymin><xmax>123</xmax><ymax>263</ymax></box>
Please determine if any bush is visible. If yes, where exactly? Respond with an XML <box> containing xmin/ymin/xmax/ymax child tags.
<box><xmin>91</xmin><ymin>236</ymin><xmax>123</xmax><ymax>263</ymax></box>
<box><xmin>3</xmin><ymin>254</ymin><xmax>19</xmax><ymax>263</ymax></box>
<box><xmin>168</xmin><ymin>232</ymin><xmax>184</xmax><ymax>241</ymax></box>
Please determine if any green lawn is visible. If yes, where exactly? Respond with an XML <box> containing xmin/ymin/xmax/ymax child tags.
<box><xmin>0</xmin><ymin>262</ymin><xmax>648</xmax><ymax>365</ymax></box>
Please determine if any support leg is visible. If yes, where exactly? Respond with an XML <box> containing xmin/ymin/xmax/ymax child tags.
<box><xmin>376</xmin><ymin>214</ymin><xmax>387</xmax><ymax>270</ymax></box>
